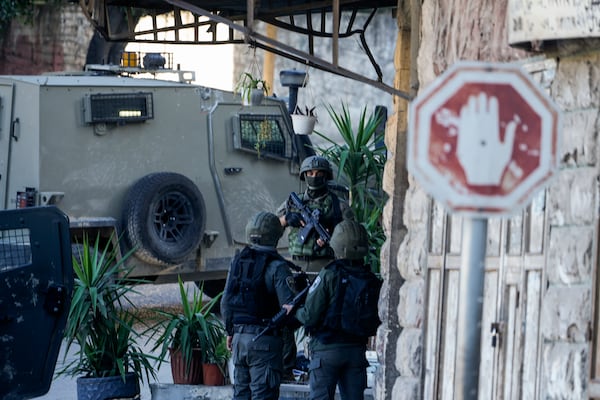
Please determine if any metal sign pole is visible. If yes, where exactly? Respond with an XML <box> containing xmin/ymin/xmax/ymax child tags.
<box><xmin>454</xmin><ymin>217</ymin><xmax>488</xmax><ymax>399</ymax></box>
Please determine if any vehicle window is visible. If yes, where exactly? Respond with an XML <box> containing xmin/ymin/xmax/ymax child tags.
<box><xmin>233</xmin><ymin>114</ymin><xmax>291</xmax><ymax>159</ymax></box>
<box><xmin>0</xmin><ymin>228</ymin><xmax>32</xmax><ymax>272</ymax></box>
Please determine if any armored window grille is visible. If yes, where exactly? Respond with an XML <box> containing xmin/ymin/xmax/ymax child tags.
<box><xmin>83</xmin><ymin>92</ymin><xmax>154</xmax><ymax>124</ymax></box>
<box><xmin>0</xmin><ymin>228</ymin><xmax>31</xmax><ymax>272</ymax></box>
<box><xmin>232</xmin><ymin>114</ymin><xmax>291</xmax><ymax>159</ymax></box>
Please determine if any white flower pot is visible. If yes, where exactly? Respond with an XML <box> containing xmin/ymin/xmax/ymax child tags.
<box><xmin>291</xmin><ymin>115</ymin><xmax>317</xmax><ymax>135</ymax></box>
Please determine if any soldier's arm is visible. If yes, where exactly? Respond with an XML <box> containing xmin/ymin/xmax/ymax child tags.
<box><xmin>270</xmin><ymin>260</ymin><xmax>296</xmax><ymax>306</ymax></box>
<box><xmin>294</xmin><ymin>269</ymin><xmax>331</xmax><ymax>327</ymax></box>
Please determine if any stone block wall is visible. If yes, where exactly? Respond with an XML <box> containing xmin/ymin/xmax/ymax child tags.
<box><xmin>394</xmin><ymin>0</ymin><xmax>600</xmax><ymax>398</ymax></box>
<box><xmin>0</xmin><ymin>3</ymin><xmax>92</xmax><ymax>74</ymax></box>
<box><xmin>538</xmin><ymin>52</ymin><xmax>600</xmax><ymax>398</ymax></box>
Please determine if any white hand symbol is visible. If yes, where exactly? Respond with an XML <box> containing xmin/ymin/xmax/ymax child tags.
<box><xmin>452</xmin><ymin>93</ymin><xmax>518</xmax><ymax>186</ymax></box>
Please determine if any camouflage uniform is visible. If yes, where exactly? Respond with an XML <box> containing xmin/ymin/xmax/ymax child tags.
<box><xmin>277</xmin><ymin>156</ymin><xmax>353</xmax><ymax>274</ymax></box>
<box><xmin>277</xmin><ymin>156</ymin><xmax>353</xmax><ymax>381</ymax></box>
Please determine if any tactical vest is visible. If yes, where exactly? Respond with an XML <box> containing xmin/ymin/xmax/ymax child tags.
<box><xmin>224</xmin><ymin>247</ymin><xmax>283</xmax><ymax>325</ymax></box>
<box><xmin>288</xmin><ymin>192</ymin><xmax>342</xmax><ymax>257</ymax></box>
<box><xmin>312</xmin><ymin>260</ymin><xmax>382</xmax><ymax>344</ymax></box>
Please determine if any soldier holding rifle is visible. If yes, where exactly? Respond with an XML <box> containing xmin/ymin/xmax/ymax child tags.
<box><xmin>278</xmin><ymin>155</ymin><xmax>354</xmax><ymax>274</ymax></box>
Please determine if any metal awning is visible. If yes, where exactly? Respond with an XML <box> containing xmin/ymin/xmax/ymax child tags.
<box><xmin>78</xmin><ymin>0</ymin><xmax>410</xmax><ymax>99</ymax></box>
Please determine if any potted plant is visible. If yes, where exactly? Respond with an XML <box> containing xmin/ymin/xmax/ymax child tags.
<box><xmin>59</xmin><ymin>234</ymin><xmax>156</xmax><ymax>400</ymax></box>
<box><xmin>291</xmin><ymin>105</ymin><xmax>318</xmax><ymax>135</ymax></box>
<box><xmin>147</xmin><ymin>276</ymin><xmax>223</xmax><ymax>385</ymax></box>
<box><xmin>235</xmin><ymin>72</ymin><xmax>269</xmax><ymax>106</ymax></box>
<box><xmin>202</xmin><ymin>334</ymin><xmax>230</xmax><ymax>386</ymax></box>
<box><xmin>313</xmin><ymin>102</ymin><xmax>386</xmax><ymax>272</ymax></box>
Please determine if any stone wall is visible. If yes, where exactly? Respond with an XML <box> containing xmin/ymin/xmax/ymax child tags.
<box><xmin>393</xmin><ymin>0</ymin><xmax>600</xmax><ymax>398</ymax></box>
<box><xmin>0</xmin><ymin>3</ymin><xmax>92</xmax><ymax>74</ymax></box>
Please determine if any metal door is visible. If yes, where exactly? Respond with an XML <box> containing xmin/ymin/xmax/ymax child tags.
<box><xmin>423</xmin><ymin>191</ymin><xmax>547</xmax><ymax>399</ymax></box>
<box><xmin>0</xmin><ymin>206</ymin><xmax>73</xmax><ymax>399</ymax></box>
<box><xmin>0</xmin><ymin>83</ymin><xmax>13</xmax><ymax>209</ymax></box>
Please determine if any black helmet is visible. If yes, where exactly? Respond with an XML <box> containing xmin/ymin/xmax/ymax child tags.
<box><xmin>329</xmin><ymin>220</ymin><xmax>369</xmax><ymax>260</ymax></box>
<box><xmin>246</xmin><ymin>211</ymin><xmax>283</xmax><ymax>246</ymax></box>
<box><xmin>299</xmin><ymin>156</ymin><xmax>333</xmax><ymax>181</ymax></box>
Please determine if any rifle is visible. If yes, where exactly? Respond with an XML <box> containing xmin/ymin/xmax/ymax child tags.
<box><xmin>252</xmin><ymin>285</ymin><xmax>309</xmax><ymax>342</ymax></box>
<box><xmin>288</xmin><ymin>192</ymin><xmax>331</xmax><ymax>245</ymax></box>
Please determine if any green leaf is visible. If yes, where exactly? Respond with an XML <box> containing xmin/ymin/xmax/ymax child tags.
<box><xmin>313</xmin><ymin>102</ymin><xmax>387</xmax><ymax>273</ymax></box>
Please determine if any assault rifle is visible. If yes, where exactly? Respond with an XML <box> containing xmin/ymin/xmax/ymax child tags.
<box><xmin>252</xmin><ymin>285</ymin><xmax>309</xmax><ymax>342</ymax></box>
<box><xmin>288</xmin><ymin>192</ymin><xmax>331</xmax><ymax>245</ymax></box>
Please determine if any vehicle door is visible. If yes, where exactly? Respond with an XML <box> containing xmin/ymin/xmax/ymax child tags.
<box><xmin>0</xmin><ymin>206</ymin><xmax>73</xmax><ymax>399</ymax></box>
<box><xmin>208</xmin><ymin>99</ymin><xmax>304</xmax><ymax>246</ymax></box>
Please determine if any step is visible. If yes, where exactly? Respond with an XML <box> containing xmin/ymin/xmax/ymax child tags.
<box><xmin>150</xmin><ymin>383</ymin><xmax>374</xmax><ymax>399</ymax></box>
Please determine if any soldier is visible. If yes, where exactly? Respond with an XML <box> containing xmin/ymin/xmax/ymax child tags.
<box><xmin>221</xmin><ymin>211</ymin><xmax>298</xmax><ymax>400</ymax></box>
<box><xmin>277</xmin><ymin>155</ymin><xmax>354</xmax><ymax>274</ymax></box>
<box><xmin>277</xmin><ymin>155</ymin><xmax>354</xmax><ymax>382</ymax></box>
<box><xmin>283</xmin><ymin>220</ymin><xmax>382</xmax><ymax>400</ymax></box>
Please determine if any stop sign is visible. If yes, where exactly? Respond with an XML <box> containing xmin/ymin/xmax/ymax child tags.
<box><xmin>408</xmin><ymin>62</ymin><xmax>561</xmax><ymax>216</ymax></box>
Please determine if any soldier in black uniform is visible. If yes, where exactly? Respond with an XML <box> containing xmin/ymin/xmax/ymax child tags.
<box><xmin>221</xmin><ymin>211</ymin><xmax>297</xmax><ymax>400</ymax></box>
<box><xmin>283</xmin><ymin>220</ymin><xmax>382</xmax><ymax>400</ymax></box>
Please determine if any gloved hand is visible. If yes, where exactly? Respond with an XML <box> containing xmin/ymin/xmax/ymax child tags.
<box><xmin>285</xmin><ymin>212</ymin><xmax>303</xmax><ymax>227</ymax></box>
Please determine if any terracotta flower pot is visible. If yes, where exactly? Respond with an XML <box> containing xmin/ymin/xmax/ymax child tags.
<box><xmin>202</xmin><ymin>363</ymin><xmax>225</xmax><ymax>386</ymax></box>
<box><xmin>169</xmin><ymin>348</ymin><xmax>203</xmax><ymax>385</ymax></box>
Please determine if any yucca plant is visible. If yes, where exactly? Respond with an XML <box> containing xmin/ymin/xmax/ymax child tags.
<box><xmin>314</xmin><ymin>102</ymin><xmax>387</xmax><ymax>272</ymax></box>
<box><xmin>147</xmin><ymin>276</ymin><xmax>224</xmax><ymax>373</ymax></box>
<box><xmin>59</xmin><ymin>233</ymin><xmax>156</xmax><ymax>384</ymax></box>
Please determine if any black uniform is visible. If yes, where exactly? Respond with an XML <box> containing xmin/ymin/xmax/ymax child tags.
<box><xmin>221</xmin><ymin>244</ymin><xmax>296</xmax><ymax>400</ymax></box>
<box><xmin>293</xmin><ymin>260</ymin><xmax>378</xmax><ymax>400</ymax></box>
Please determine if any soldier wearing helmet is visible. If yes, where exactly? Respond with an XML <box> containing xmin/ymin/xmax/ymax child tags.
<box><xmin>277</xmin><ymin>155</ymin><xmax>354</xmax><ymax>274</ymax></box>
<box><xmin>221</xmin><ymin>211</ymin><xmax>298</xmax><ymax>400</ymax></box>
<box><xmin>277</xmin><ymin>155</ymin><xmax>354</xmax><ymax>382</ymax></box>
<box><xmin>283</xmin><ymin>220</ymin><xmax>381</xmax><ymax>400</ymax></box>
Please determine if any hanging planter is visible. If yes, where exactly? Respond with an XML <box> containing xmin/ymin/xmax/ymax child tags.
<box><xmin>235</xmin><ymin>72</ymin><xmax>269</xmax><ymax>106</ymax></box>
<box><xmin>243</xmin><ymin>88</ymin><xmax>265</xmax><ymax>106</ymax></box>
<box><xmin>291</xmin><ymin>105</ymin><xmax>317</xmax><ymax>135</ymax></box>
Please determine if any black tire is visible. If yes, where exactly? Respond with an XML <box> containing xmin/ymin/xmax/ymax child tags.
<box><xmin>122</xmin><ymin>172</ymin><xmax>206</xmax><ymax>265</ymax></box>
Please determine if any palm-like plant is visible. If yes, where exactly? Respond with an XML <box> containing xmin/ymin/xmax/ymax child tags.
<box><xmin>148</xmin><ymin>277</ymin><xmax>224</xmax><ymax>372</ymax></box>
<box><xmin>314</xmin><ymin>102</ymin><xmax>387</xmax><ymax>272</ymax></box>
<box><xmin>59</xmin><ymin>234</ymin><xmax>156</xmax><ymax>383</ymax></box>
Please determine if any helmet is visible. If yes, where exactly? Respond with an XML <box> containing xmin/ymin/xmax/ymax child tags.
<box><xmin>329</xmin><ymin>220</ymin><xmax>369</xmax><ymax>260</ymax></box>
<box><xmin>299</xmin><ymin>156</ymin><xmax>333</xmax><ymax>181</ymax></box>
<box><xmin>246</xmin><ymin>211</ymin><xmax>284</xmax><ymax>246</ymax></box>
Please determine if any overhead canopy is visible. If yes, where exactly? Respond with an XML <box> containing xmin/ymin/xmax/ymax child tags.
<box><xmin>78</xmin><ymin>0</ymin><xmax>410</xmax><ymax>99</ymax></box>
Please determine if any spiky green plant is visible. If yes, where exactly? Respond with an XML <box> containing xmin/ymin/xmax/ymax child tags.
<box><xmin>147</xmin><ymin>277</ymin><xmax>224</xmax><ymax>373</ymax></box>
<box><xmin>314</xmin><ymin>102</ymin><xmax>387</xmax><ymax>272</ymax></box>
<box><xmin>59</xmin><ymin>234</ymin><xmax>156</xmax><ymax>383</ymax></box>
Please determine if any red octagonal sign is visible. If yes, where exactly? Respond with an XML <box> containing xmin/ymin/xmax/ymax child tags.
<box><xmin>408</xmin><ymin>62</ymin><xmax>561</xmax><ymax>216</ymax></box>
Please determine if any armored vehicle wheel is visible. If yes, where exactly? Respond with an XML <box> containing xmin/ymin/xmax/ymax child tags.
<box><xmin>123</xmin><ymin>172</ymin><xmax>206</xmax><ymax>265</ymax></box>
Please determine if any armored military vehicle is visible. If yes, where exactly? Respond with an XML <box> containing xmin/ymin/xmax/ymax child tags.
<box><xmin>0</xmin><ymin>66</ymin><xmax>313</xmax><ymax>293</ymax></box>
